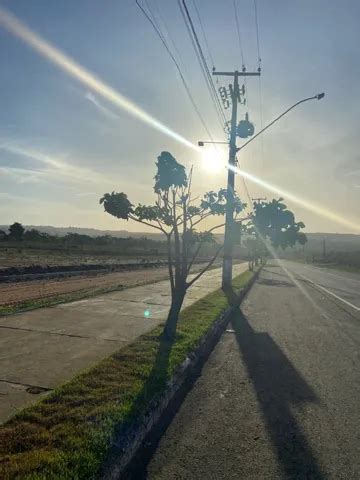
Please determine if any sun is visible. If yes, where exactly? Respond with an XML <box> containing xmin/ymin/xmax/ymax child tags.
<box><xmin>201</xmin><ymin>148</ymin><xmax>226</xmax><ymax>173</ymax></box>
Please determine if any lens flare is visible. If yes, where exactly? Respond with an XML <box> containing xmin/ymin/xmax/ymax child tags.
<box><xmin>230</xmin><ymin>165</ymin><xmax>360</xmax><ymax>233</ymax></box>
<box><xmin>0</xmin><ymin>6</ymin><xmax>199</xmax><ymax>153</ymax></box>
<box><xmin>0</xmin><ymin>7</ymin><xmax>357</xmax><ymax>233</ymax></box>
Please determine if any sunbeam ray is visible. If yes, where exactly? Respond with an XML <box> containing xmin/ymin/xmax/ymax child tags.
<box><xmin>0</xmin><ymin>6</ymin><xmax>199</xmax><ymax>152</ymax></box>
<box><xmin>230</xmin><ymin>165</ymin><xmax>360</xmax><ymax>233</ymax></box>
<box><xmin>0</xmin><ymin>6</ymin><xmax>358</xmax><ymax>233</ymax></box>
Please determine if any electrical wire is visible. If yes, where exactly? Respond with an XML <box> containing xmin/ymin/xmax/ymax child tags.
<box><xmin>178</xmin><ymin>0</ymin><xmax>230</xmax><ymax>134</ymax></box>
<box><xmin>191</xmin><ymin>0</ymin><xmax>215</xmax><ymax>68</ymax></box>
<box><xmin>232</xmin><ymin>0</ymin><xmax>245</xmax><ymax>67</ymax></box>
<box><xmin>253</xmin><ymin>0</ymin><xmax>261</xmax><ymax>65</ymax></box>
<box><xmin>152</xmin><ymin>0</ymin><xmax>185</xmax><ymax>66</ymax></box>
<box><xmin>135</xmin><ymin>0</ymin><xmax>215</xmax><ymax>140</ymax></box>
<box><xmin>253</xmin><ymin>0</ymin><xmax>265</xmax><ymax>168</ymax></box>
<box><xmin>144</xmin><ymin>0</ymin><xmax>161</xmax><ymax>30</ymax></box>
<box><xmin>232</xmin><ymin>0</ymin><xmax>253</xmax><ymax>211</ymax></box>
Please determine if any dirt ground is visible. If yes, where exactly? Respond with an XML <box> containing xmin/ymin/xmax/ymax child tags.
<box><xmin>0</xmin><ymin>247</ymin><xmax>163</xmax><ymax>269</ymax></box>
<box><xmin>0</xmin><ymin>267</ymin><xmax>170</xmax><ymax>306</ymax></box>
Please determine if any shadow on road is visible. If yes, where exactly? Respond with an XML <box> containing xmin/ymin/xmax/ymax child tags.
<box><xmin>256</xmin><ymin>278</ymin><xmax>295</xmax><ymax>287</ymax></box>
<box><xmin>232</xmin><ymin>308</ymin><xmax>325</xmax><ymax>479</ymax></box>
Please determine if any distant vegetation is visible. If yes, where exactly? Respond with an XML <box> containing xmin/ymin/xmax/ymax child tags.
<box><xmin>278</xmin><ymin>232</ymin><xmax>360</xmax><ymax>271</ymax></box>
<box><xmin>0</xmin><ymin>222</ymin><xmax>169</xmax><ymax>256</ymax></box>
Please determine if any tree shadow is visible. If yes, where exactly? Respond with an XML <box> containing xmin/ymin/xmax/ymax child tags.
<box><xmin>130</xmin><ymin>331</ymin><xmax>176</xmax><ymax>428</ymax></box>
<box><xmin>231</xmin><ymin>309</ymin><xmax>325</xmax><ymax>479</ymax></box>
<box><xmin>223</xmin><ymin>284</ymin><xmax>243</xmax><ymax>307</ymax></box>
<box><xmin>256</xmin><ymin>278</ymin><xmax>295</xmax><ymax>287</ymax></box>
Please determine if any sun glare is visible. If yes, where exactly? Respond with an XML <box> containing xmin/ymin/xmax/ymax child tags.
<box><xmin>201</xmin><ymin>148</ymin><xmax>225</xmax><ymax>173</ymax></box>
<box><xmin>1</xmin><ymin>6</ymin><xmax>358</xmax><ymax>234</ymax></box>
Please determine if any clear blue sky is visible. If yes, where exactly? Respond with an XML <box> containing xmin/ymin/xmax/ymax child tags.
<box><xmin>0</xmin><ymin>0</ymin><xmax>359</xmax><ymax>233</ymax></box>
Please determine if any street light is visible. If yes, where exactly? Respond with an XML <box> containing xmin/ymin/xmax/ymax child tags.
<box><xmin>198</xmin><ymin>93</ymin><xmax>325</xmax><ymax>153</ymax></box>
<box><xmin>235</xmin><ymin>93</ymin><xmax>325</xmax><ymax>153</ymax></box>
<box><xmin>198</xmin><ymin>92</ymin><xmax>325</xmax><ymax>297</ymax></box>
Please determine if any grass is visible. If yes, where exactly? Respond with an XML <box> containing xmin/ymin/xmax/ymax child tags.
<box><xmin>0</xmin><ymin>270</ymin><xmax>254</xmax><ymax>480</ymax></box>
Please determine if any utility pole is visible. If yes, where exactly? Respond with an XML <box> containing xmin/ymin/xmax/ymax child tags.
<box><xmin>213</xmin><ymin>68</ymin><xmax>260</xmax><ymax>295</ymax></box>
<box><xmin>322</xmin><ymin>237</ymin><xmax>327</xmax><ymax>259</ymax></box>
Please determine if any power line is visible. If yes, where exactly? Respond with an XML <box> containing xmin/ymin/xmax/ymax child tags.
<box><xmin>232</xmin><ymin>0</ymin><xmax>245</xmax><ymax>67</ymax></box>
<box><xmin>253</xmin><ymin>0</ymin><xmax>265</xmax><ymax>169</ymax></box>
<box><xmin>232</xmin><ymin>0</ymin><xmax>253</xmax><ymax>212</ymax></box>
<box><xmin>253</xmin><ymin>0</ymin><xmax>261</xmax><ymax>65</ymax></box>
<box><xmin>144</xmin><ymin>0</ymin><xmax>161</xmax><ymax>31</ymax></box>
<box><xmin>135</xmin><ymin>0</ymin><xmax>215</xmax><ymax>140</ymax></box>
<box><xmin>152</xmin><ymin>0</ymin><xmax>186</xmax><ymax>66</ymax></box>
<box><xmin>178</xmin><ymin>0</ymin><xmax>230</xmax><ymax>134</ymax></box>
<box><xmin>191</xmin><ymin>0</ymin><xmax>215</xmax><ymax>68</ymax></box>
<box><xmin>179</xmin><ymin>0</ymin><xmax>228</xmax><ymax>132</ymax></box>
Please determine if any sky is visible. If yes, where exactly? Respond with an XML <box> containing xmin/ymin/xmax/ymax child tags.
<box><xmin>0</xmin><ymin>0</ymin><xmax>359</xmax><ymax>234</ymax></box>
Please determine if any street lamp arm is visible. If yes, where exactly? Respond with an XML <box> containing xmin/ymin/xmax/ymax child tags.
<box><xmin>236</xmin><ymin>93</ymin><xmax>325</xmax><ymax>153</ymax></box>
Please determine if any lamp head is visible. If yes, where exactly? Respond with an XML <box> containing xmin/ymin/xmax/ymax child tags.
<box><xmin>316</xmin><ymin>92</ymin><xmax>325</xmax><ymax>100</ymax></box>
<box><xmin>198</xmin><ymin>141</ymin><xmax>204</xmax><ymax>147</ymax></box>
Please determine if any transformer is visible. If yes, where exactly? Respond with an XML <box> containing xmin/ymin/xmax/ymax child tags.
<box><xmin>237</xmin><ymin>112</ymin><xmax>255</xmax><ymax>138</ymax></box>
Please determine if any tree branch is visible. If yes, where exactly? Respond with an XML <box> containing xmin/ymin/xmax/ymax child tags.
<box><xmin>205</xmin><ymin>215</ymin><xmax>252</xmax><ymax>234</ymax></box>
<box><xmin>186</xmin><ymin>241</ymin><xmax>203</xmax><ymax>275</ymax></box>
<box><xmin>128</xmin><ymin>214</ymin><xmax>166</xmax><ymax>233</ymax></box>
<box><xmin>172</xmin><ymin>189</ymin><xmax>181</xmax><ymax>287</ymax></box>
<box><xmin>186</xmin><ymin>245</ymin><xmax>223</xmax><ymax>288</ymax></box>
<box><xmin>181</xmin><ymin>193</ymin><xmax>188</xmax><ymax>281</ymax></box>
<box><xmin>166</xmin><ymin>233</ymin><xmax>175</xmax><ymax>293</ymax></box>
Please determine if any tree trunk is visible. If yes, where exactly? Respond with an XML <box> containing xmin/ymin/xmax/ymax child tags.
<box><xmin>162</xmin><ymin>288</ymin><xmax>186</xmax><ymax>341</ymax></box>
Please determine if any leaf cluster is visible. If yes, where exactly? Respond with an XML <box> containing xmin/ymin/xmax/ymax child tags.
<box><xmin>251</xmin><ymin>198</ymin><xmax>307</xmax><ymax>249</ymax></box>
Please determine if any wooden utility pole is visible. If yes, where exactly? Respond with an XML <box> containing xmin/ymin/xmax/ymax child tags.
<box><xmin>213</xmin><ymin>68</ymin><xmax>260</xmax><ymax>295</ymax></box>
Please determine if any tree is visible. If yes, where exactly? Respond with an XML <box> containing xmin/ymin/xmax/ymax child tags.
<box><xmin>8</xmin><ymin>222</ymin><xmax>25</xmax><ymax>241</ymax></box>
<box><xmin>100</xmin><ymin>151</ymin><xmax>247</xmax><ymax>340</ymax></box>
<box><xmin>245</xmin><ymin>198</ymin><xmax>307</xmax><ymax>267</ymax></box>
<box><xmin>24</xmin><ymin>228</ymin><xmax>42</xmax><ymax>242</ymax></box>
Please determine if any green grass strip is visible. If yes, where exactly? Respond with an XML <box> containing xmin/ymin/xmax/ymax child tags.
<box><xmin>0</xmin><ymin>271</ymin><xmax>253</xmax><ymax>480</ymax></box>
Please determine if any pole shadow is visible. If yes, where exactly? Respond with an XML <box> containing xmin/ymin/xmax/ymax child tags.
<box><xmin>231</xmin><ymin>308</ymin><xmax>326</xmax><ymax>479</ymax></box>
<box><xmin>102</xmin><ymin>331</ymin><xmax>175</xmax><ymax>480</ymax></box>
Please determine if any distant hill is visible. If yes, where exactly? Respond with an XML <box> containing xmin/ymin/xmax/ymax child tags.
<box><xmin>1</xmin><ymin>225</ymin><xmax>359</xmax><ymax>251</ymax></box>
<box><xmin>303</xmin><ymin>233</ymin><xmax>360</xmax><ymax>252</ymax></box>
<box><xmin>0</xmin><ymin>225</ymin><xmax>166</xmax><ymax>241</ymax></box>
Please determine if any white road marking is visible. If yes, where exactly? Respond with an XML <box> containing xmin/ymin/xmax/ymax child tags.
<box><xmin>297</xmin><ymin>272</ymin><xmax>360</xmax><ymax>312</ymax></box>
<box><xmin>301</xmin><ymin>264</ymin><xmax>360</xmax><ymax>284</ymax></box>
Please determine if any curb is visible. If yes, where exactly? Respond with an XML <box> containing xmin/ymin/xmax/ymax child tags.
<box><xmin>99</xmin><ymin>267</ymin><xmax>262</xmax><ymax>480</ymax></box>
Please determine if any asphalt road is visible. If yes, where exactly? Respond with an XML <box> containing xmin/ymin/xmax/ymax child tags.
<box><xmin>280</xmin><ymin>260</ymin><xmax>360</xmax><ymax>310</ymax></box>
<box><xmin>145</xmin><ymin>261</ymin><xmax>360</xmax><ymax>480</ymax></box>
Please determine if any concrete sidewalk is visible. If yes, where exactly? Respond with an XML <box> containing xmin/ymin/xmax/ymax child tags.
<box><xmin>0</xmin><ymin>263</ymin><xmax>247</xmax><ymax>423</ymax></box>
